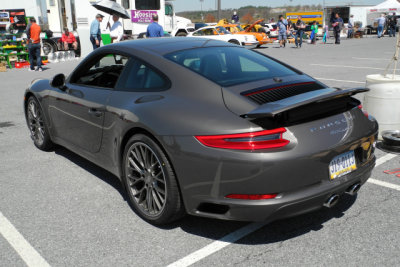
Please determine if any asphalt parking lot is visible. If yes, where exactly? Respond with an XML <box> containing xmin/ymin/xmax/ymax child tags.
<box><xmin>1</xmin><ymin>36</ymin><xmax>400</xmax><ymax>267</ymax></box>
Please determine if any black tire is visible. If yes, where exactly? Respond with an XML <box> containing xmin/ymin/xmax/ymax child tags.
<box><xmin>26</xmin><ymin>96</ymin><xmax>54</xmax><ymax>151</ymax></box>
<box><xmin>42</xmin><ymin>41</ymin><xmax>55</xmax><ymax>56</ymax></box>
<box><xmin>138</xmin><ymin>32</ymin><xmax>147</xmax><ymax>39</ymax></box>
<box><xmin>122</xmin><ymin>134</ymin><xmax>185</xmax><ymax>225</ymax></box>
<box><xmin>228</xmin><ymin>39</ymin><xmax>240</xmax><ymax>45</ymax></box>
<box><xmin>382</xmin><ymin>130</ymin><xmax>400</xmax><ymax>146</ymax></box>
<box><xmin>176</xmin><ymin>31</ymin><xmax>187</xmax><ymax>37</ymax></box>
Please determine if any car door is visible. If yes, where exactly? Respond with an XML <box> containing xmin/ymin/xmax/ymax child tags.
<box><xmin>48</xmin><ymin>53</ymin><xmax>129</xmax><ymax>153</ymax></box>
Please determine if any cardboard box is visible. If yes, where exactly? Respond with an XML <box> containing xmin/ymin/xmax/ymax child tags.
<box><xmin>0</xmin><ymin>62</ymin><xmax>6</xmax><ymax>72</ymax></box>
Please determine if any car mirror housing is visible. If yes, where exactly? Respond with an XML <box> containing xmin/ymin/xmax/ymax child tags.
<box><xmin>51</xmin><ymin>73</ymin><xmax>66</xmax><ymax>90</ymax></box>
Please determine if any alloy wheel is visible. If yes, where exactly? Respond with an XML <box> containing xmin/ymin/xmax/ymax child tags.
<box><xmin>125</xmin><ymin>142</ymin><xmax>167</xmax><ymax>217</ymax></box>
<box><xmin>27</xmin><ymin>100</ymin><xmax>45</xmax><ymax>146</ymax></box>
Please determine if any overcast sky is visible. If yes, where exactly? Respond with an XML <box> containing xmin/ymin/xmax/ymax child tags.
<box><xmin>173</xmin><ymin>0</ymin><xmax>383</xmax><ymax>12</ymax></box>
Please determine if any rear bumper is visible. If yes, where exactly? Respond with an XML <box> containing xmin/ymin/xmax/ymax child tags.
<box><xmin>188</xmin><ymin>156</ymin><xmax>375</xmax><ymax>222</ymax></box>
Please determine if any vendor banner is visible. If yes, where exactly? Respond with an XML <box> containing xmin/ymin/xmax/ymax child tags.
<box><xmin>131</xmin><ymin>10</ymin><xmax>157</xmax><ymax>23</ymax></box>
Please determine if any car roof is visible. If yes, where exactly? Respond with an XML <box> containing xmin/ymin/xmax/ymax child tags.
<box><xmin>113</xmin><ymin>37</ymin><xmax>237</xmax><ymax>56</ymax></box>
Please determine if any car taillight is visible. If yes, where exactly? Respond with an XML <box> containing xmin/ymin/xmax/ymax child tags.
<box><xmin>225</xmin><ymin>194</ymin><xmax>278</xmax><ymax>200</ymax></box>
<box><xmin>195</xmin><ymin>128</ymin><xmax>289</xmax><ymax>150</ymax></box>
<box><xmin>358</xmin><ymin>104</ymin><xmax>369</xmax><ymax>117</ymax></box>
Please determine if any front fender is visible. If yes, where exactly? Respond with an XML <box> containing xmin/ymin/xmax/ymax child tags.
<box><xmin>24</xmin><ymin>79</ymin><xmax>54</xmax><ymax>133</ymax></box>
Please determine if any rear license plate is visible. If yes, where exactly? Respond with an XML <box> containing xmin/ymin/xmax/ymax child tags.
<box><xmin>329</xmin><ymin>151</ymin><xmax>357</xmax><ymax>180</ymax></box>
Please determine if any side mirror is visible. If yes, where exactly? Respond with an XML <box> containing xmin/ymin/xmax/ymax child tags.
<box><xmin>51</xmin><ymin>73</ymin><xmax>66</xmax><ymax>90</ymax></box>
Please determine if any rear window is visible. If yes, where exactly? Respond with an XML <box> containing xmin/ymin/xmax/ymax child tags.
<box><xmin>164</xmin><ymin>47</ymin><xmax>297</xmax><ymax>87</ymax></box>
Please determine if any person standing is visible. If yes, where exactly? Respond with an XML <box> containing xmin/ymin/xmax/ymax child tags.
<box><xmin>332</xmin><ymin>13</ymin><xmax>343</xmax><ymax>44</ymax></box>
<box><xmin>295</xmin><ymin>15</ymin><xmax>305</xmax><ymax>48</ymax></box>
<box><xmin>27</xmin><ymin>17</ymin><xmax>42</xmax><ymax>72</ymax></box>
<box><xmin>377</xmin><ymin>14</ymin><xmax>386</xmax><ymax>38</ymax></box>
<box><xmin>322</xmin><ymin>24</ymin><xmax>330</xmax><ymax>44</ymax></box>
<box><xmin>277</xmin><ymin>15</ymin><xmax>288</xmax><ymax>48</ymax></box>
<box><xmin>347</xmin><ymin>14</ymin><xmax>354</xmax><ymax>38</ymax></box>
<box><xmin>310</xmin><ymin>21</ymin><xmax>318</xmax><ymax>44</ymax></box>
<box><xmin>146</xmin><ymin>14</ymin><xmax>164</xmax><ymax>37</ymax></box>
<box><xmin>109</xmin><ymin>15</ymin><xmax>123</xmax><ymax>43</ymax></box>
<box><xmin>90</xmin><ymin>14</ymin><xmax>104</xmax><ymax>50</ymax></box>
<box><xmin>231</xmin><ymin>11</ymin><xmax>239</xmax><ymax>23</ymax></box>
<box><xmin>61</xmin><ymin>27</ymin><xmax>78</xmax><ymax>51</ymax></box>
<box><xmin>287</xmin><ymin>18</ymin><xmax>296</xmax><ymax>39</ymax></box>
<box><xmin>388</xmin><ymin>12</ymin><xmax>397</xmax><ymax>37</ymax></box>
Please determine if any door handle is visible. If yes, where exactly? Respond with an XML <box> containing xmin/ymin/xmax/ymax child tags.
<box><xmin>88</xmin><ymin>108</ymin><xmax>103</xmax><ymax>117</ymax></box>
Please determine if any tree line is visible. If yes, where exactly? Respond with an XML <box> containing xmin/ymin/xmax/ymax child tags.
<box><xmin>177</xmin><ymin>4</ymin><xmax>323</xmax><ymax>23</ymax></box>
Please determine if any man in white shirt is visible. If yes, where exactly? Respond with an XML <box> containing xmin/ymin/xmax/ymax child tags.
<box><xmin>109</xmin><ymin>15</ymin><xmax>123</xmax><ymax>43</ymax></box>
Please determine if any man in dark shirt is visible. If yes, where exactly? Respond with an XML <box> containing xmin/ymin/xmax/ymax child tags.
<box><xmin>147</xmin><ymin>15</ymin><xmax>164</xmax><ymax>37</ymax></box>
<box><xmin>287</xmin><ymin>19</ymin><xmax>295</xmax><ymax>39</ymax></box>
<box><xmin>231</xmin><ymin>11</ymin><xmax>239</xmax><ymax>23</ymax></box>
<box><xmin>388</xmin><ymin>12</ymin><xmax>397</xmax><ymax>37</ymax></box>
<box><xmin>332</xmin><ymin>13</ymin><xmax>343</xmax><ymax>44</ymax></box>
<box><xmin>295</xmin><ymin>15</ymin><xmax>305</xmax><ymax>48</ymax></box>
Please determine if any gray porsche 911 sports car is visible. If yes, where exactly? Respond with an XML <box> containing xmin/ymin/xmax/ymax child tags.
<box><xmin>24</xmin><ymin>38</ymin><xmax>378</xmax><ymax>225</ymax></box>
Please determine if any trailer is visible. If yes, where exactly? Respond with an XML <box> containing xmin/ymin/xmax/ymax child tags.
<box><xmin>119</xmin><ymin>0</ymin><xmax>194</xmax><ymax>38</ymax></box>
<box><xmin>324</xmin><ymin>5</ymin><xmax>372</xmax><ymax>29</ymax></box>
<box><xmin>54</xmin><ymin>0</ymin><xmax>194</xmax><ymax>57</ymax></box>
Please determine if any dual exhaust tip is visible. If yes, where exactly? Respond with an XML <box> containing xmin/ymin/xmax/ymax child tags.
<box><xmin>323</xmin><ymin>183</ymin><xmax>361</xmax><ymax>208</ymax></box>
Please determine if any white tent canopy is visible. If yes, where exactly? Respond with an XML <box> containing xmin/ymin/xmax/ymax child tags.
<box><xmin>368</xmin><ymin>0</ymin><xmax>400</xmax><ymax>13</ymax></box>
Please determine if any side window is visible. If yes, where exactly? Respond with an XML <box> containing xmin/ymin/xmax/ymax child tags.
<box><xmin>71</xmin><ymin>54</ymin><xmax>129</xmax><ymax>89</ymax></box>
<box><xmin>122</xmin><ymin>0</ymin><xmax>130</xmax><ymax>9</ymax></box>
<box><xmin>193</xmin><ymin>30</ymin><xmax>203</xmax><ymax>36</ymax></box>
<box><xmin>203</xmin><ymin>28</ymin><xmax>215</xmax><ymax>35</ymax></box>
<box><xmin>165</xmin><ymin>5</ymin><xmax>173</xmax><ymax>16</ymax></box>
<box><xmin>116</xmin><ymin>59</ymin><xmax>169</xmax><ymax>92</ymax></box>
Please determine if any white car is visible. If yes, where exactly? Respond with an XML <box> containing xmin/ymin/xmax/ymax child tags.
<box><xmin>187</xmin><ymin>26</ymin><xmax>258</xmax><ymax>49</ymax></box>
<box><xmin>263</xmin><ymin>23</ymin><xmax>278</xmax><ymax>38</ymax></box>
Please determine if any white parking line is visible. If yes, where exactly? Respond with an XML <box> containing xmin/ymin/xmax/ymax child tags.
<box><xmin>314</xmin><ymin>77</ymin><xmax>365</xmax><ymax>84</ymax></box>
<box><xmin>166</xmin><ymin>222</ymin><xmax>267</xmax><ymax>267</ymax></box>
<box><xmin>374</xmin><ymin>153</ymin><xmax>397</xmax><ymax>166</ymax></box>
<box><xmin>367</xmin><ymin>154</ymin><xmax>400</xmax><ymax>191</ymax></box>
<box><xmin>368</xmin><ymin>179</ymin><xmax>400</xmax><ymax>191</ymax></box>
<box><xmin>352</xmin><ymin>57</ymin><xmax>392</xmax><ymax>61</ymax></box>
<box><xmin>167</xmin><ymin>153</ymin><xmax>399</xmax><ymax>267</ymax></box>
<box><xmin>310</xmin><ymin>63</ymin><xmax>395</xmax><ymax>71</ymax></box>
<box><xmin>0</xmin><ymin>211</ymin><xmax>50</xmax><ymax>267</ymax></box>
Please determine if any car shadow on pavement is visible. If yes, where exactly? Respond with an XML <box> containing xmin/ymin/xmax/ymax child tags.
<box><xmin>53</xmin><ymin>145</ymin><xmax>358</xmax><ymax>244</ymax></box>
<box><xmin>54</xmin><ymin>146</ymin><xmax>127</xmax><ymax>200</ymax></box>
<box><xmin>175</xmin><ymin>194</ymin><xmax>357</xmax><ymax>244</ymax></box>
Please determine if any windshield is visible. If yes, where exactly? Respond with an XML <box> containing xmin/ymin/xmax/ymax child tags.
<box><xmin>216</xmin><ymin>26</ymin><xmax>231</xmax><ymax>35</ymax></box>
<box><xmin>165</xmin><ymin>47</ymin><xmax>298</xmax><ymax>87</ymax></box>
<box><xmin>236</xmin><ymin>25</ymin><xmax>245</xmax><ymax>31</ymax></box>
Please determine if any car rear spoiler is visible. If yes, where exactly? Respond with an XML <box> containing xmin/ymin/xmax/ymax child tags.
<box><xmin>242</xmin><ymin>87</ymin><xmax>369</xmax><ymax>119</ymax></box>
